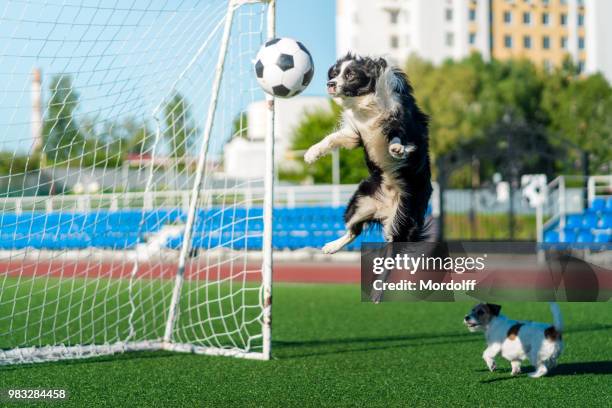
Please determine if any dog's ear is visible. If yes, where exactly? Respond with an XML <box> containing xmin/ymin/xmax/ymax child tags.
<box><xmin>375</xmin><ymin>58</ymin><xmax>387</xmax><ymax>75</ymax></box>
<box><xmin>486</xmin><ymin>303</ymin><xmax>502</xmax><ymax>316</ymax></box>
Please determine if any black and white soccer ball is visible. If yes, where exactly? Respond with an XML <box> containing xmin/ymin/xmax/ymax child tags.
<box><xmin>254</xmin><ymin>37</ymin><xmax>314</xmax><ymax>98</ymax></box>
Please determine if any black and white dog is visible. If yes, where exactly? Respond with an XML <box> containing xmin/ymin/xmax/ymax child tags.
<box><xmin>304</xmin><ymin>54</ymin><xmax>432</xmax><ymax>253</ymax></box>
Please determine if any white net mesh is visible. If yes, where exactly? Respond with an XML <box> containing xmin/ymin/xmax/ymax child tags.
<box><xmin>0</xmin><ymin>0</ymin><xmax>272</xmax><ymax>364</ymax></box>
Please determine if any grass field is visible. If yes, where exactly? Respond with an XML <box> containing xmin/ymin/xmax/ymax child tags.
<box><xmin>0</xmin><ymin>283</ymin><xmax>610</xmax><ymax>407</ymax></box>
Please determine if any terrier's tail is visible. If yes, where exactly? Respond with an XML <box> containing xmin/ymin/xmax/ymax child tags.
<box><xmin>549</xmin><ymin>302</ymin><xmax>563</xmax><ymax>332</ymax></box>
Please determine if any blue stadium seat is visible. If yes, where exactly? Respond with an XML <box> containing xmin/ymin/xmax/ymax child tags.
<box><xmin>582</xmin><ymin>214</ymin><xmax>599</xmax><ymax>229</ymax></box>
<box><xmin>590</xmin><ymin>197</ymin><xmax>606</xmax><ymax>212</ymax></box>
<box><xmin>603</xmin><ymin>214</ymin><xmax>612</xmax><ymax>229</ymax></box>
<box><xmin>577</xmin><ymin>231</ymin><xmax>594</xmax><ymax>243</ymax></box>
<box><xmin>562</xmin><ymin>230</ymin><xmax>577</xmax><ymax>243</ymax></box>
<box><xmin>565</xmin><ymin>214</ymin><xmax>582</xmax><ymax>229</ymax></box>
<box><xmin>544</xmin><ymin>230</ymin><xmax>559</xmax><ymax>243</ymax></box>
<box><xmin>606</xmin><ymin>197</ymin><xmax>612</xmax><ymax>211</ymax></box>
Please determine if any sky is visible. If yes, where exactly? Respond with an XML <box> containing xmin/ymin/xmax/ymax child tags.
<box><xmin>0</xmin><ymin>0</ymin><xmax>336</xmax><ymax>153</ymax></box>
<box><xmin>277</xmin><ymin>0</ymin><xmax>336</xmax><ymax>97</ymax></box>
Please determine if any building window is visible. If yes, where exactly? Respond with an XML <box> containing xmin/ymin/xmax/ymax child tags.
<box><xmin>469</xmin><ymin>32</ymin><xmax>476</xmax><ymax>45</ymax></box>
<box><xmin>445</xmin><ymin>8</ymin><xmax>453</xmax><ymax>21</ymax></box>
<box><xmin>504</xmin><ymin>11</ymin><xmax>512</xmax><ymax>24</ymax></box>
<box><xmin>543</xmin><ymin>59</ymin><xmax>552</xmax><ymax>72</ymax></box>
<box><xmin>446</xmin><ymin>32</ymin><xmax>454</xmax><ymax>46</ymax></box>
<box><xmin>469</xmin><ymin>9</ymin><xmax>476</xmax><ymax>21</ymax></box>
<box><xmin>542</xmin><ymin>12</ymin><xmax>550</xmax><ymax>25</ymax></box>
<box><xmin>523</xmin><ymin>36</ymin><xmax>532</xmax><ymax>49</ymax></box>
<box><xmin>577</xmin><ymin>61</ymin><xmax>585</xmax><ymax>73</ymax></box>
<box><xmin>543</xmin><ymin>36</ymin><xmax>551</xmax><ymax>49</ymax></box>
<box><xmin>390</xmin><ymin>35</ymin><xmax>399</xmax><ymax>49</ymax></box>
<box><xmin>523</xmin><ymin>12</ymin><xmax>531</xmax><ymax>25</ymax></box>
<box><xmin>542</xmin><ymin>0</ymin><xmax>550</xmax><ymax>5</ymax></box>
<box><xmin>578</xmin><ymin>36</ymin><xmax>585</xmax><ymax>49</ymax></box>
<box><xmin>389</xmin><ymin>9</ymin><xmax>400</xmax><ymax>24</ymax></box>
<box><xmin>560</xmin><ymin>13</ymin><xmax>567</xmax><ymax>26</ymax></box>
<box><xmin>504</xmin><ymin>35</ymin><xmax>512</xmax><ymax>48</ymax></box>
<box><xmin>561</xmin><ymin>36</ymin><xmax>568</xmax><ymax>49</ymax></box>
<box><xmin>578</xmin><ymin>13</ymin><xmax>584</xmax><ymax>26</ymax></box>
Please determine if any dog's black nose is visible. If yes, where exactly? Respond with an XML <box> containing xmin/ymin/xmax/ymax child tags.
<box><xmin>464</xmin><ymin>315</ymin><xmax>470</xmax><ymax>321</ymax></box>
<box><xmin>326</xmin><ymin>80</ymin><xmax>336</xmax><ymax>87</ymax></box>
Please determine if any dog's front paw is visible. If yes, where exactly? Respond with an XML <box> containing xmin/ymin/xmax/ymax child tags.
<box><xmin>388</xmin><ymin>143</ymin><xmax>415</xmax><ymax>159</ymax></box>
<box><xmin>322</xmin><ymin>240</ymin><xmax>343</xmax><ymax>254</ymax></box>
<box><xmin>486</xmin><ymin>360</ymin><xmax>497</xmax><ymax>372</ymax></box>
<box><xmin>304</xmin><ymin>145</ymin><xmax>323</xmax><ymax>164</ymax></box>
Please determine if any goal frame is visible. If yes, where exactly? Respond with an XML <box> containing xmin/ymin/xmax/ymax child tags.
<box><xmin>0</xmin><ymin>0</ymin><xmax>275</xmax><ymax>365</ymax></box>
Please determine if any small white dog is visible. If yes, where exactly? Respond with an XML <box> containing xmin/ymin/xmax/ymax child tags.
<box><xmin>463</xmin><ymin>302</ymin><xmax>563</xmax><ymax>378</ymax></box>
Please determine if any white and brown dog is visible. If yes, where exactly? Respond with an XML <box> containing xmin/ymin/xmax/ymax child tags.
<box><xmin>464</xmin><ymin>302</ymin><xmax>563</xmax><ymax>378</ymax></box>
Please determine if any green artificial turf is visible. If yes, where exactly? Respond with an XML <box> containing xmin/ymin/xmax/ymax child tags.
<box><xmin>0</xmin><ymin>283</ymin><xmax>610</xmax><ymax>407</ymax></box>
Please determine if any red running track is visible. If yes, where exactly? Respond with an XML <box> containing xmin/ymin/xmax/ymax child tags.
<box><xmin>0</xmin><ymin>261</ymin><xmax>361</xmax><ymax>283</ymax></box>
<box><xmin>1</xmin><ymin>261</ymin><xmax>610</xmax><ymax>288</ymax></box>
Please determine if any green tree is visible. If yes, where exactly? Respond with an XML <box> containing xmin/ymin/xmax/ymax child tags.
<box><xmin>43</xmin><ymin>75</ymin><xmax>86</xmax><ymax>164</ymax></box>
<box><xmin>281</xmin><ymin>101</ymin><xmax>369</xmax><ymax>184</ymax></box>
<box><xmin>120</xmin><ymin>117</ymin><xmax>155</xmax><ymax>155</ymax></box>
<box><xmin>164</xmin><ymin>93</ymin><xmax>196</xmax><ymax>158</ymax></box>
<box><xmin>232</xmin><ymin>112</ymin><xmax>248</xmax><ymax>139</ymax></box>
<box><xmin>541</xmin><ymin>66</ymin><xmax>612</xmax><ymax>172</ymax></box>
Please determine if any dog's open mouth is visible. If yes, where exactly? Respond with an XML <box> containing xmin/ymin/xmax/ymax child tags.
<box><xmin>466</xmin><ymin>322</ymin><xmax>480</xmax><ymax>329</ymax></box>
<box><xmin>327</xmin><ymin>85</ymin><xmax>337</xmax><ymax>95</ymax></box>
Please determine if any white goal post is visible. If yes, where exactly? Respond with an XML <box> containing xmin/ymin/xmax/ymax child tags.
<box><xmin>0</xmin><ymin>0</ymin><xmax>275</xmax><ymax>364</ymax></box>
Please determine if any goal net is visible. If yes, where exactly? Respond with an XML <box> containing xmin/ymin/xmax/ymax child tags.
<box><xmin>0</xmin><ymin>0</ymin><xmax>274</xmax><ymax>364</ymax></box>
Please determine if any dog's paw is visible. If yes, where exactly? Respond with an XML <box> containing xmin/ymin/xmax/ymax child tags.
<box><xmin>486</xmin><ymin>361</ymin><xmax>497</xmax><ymax>372</ymax></box>
<box><xmin>388</xmin><ymin>143</ymin><xmax>415</xmax><ymax>159</ymax></box>
<box><xmin>304</xmin><ymin>145</ymin><xmax>323</xmax><ymax>164</ymax></box>
<box><xmin>321</xmin><ymin>242</ymin><xmax>339</xmax><ymax>254</ymax></box>
<box><xmin>528</xmin><ymin>366</ymin><xmax>548</xmax><ymax>378</ymax></box>
<box><xmin>511</xmin><ymin>366</ymin><xmax>521</xmax><ymax>376</ymax></box>
<box><xmin>322</xmin><ymin>238</ymin><xmax>344</xmax><ymax>254</ymax></box>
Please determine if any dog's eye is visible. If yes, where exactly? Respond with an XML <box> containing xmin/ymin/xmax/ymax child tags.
<box><xmin>345</xmin><ymin>71</ymin><xmax>354</xmax><ymax>80</ymax></box>
<box><xmin>477</xmin><ymin>310</ymin><xmax>484</xmax><ymax>316</ymax></box>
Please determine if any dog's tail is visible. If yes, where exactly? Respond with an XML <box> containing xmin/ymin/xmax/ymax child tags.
<box><xmin>549</xmin><ymin>302</ymin><xmax>563</xmax><ymax>332</ymax></box>
<box><xmin>414</xmin><ymin>216</ymin><xmax>436</xmax><ymax>242</ymax></box>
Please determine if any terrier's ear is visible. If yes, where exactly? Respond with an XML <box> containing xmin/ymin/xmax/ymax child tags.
<box><xmin>486</xmin><ymin>303</ymin><xmax>502</xmax><ymax>316</ymax></box>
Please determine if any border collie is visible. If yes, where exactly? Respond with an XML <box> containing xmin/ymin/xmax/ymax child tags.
<box><xmin>464</xmin><ymin>303</ymin><xmax>564</xmax><ymax>378</ymax></box>
<box><xmin>304</xmin><ymin>54</ymin><xmax>432</xmax><ymax>253</ymax></box>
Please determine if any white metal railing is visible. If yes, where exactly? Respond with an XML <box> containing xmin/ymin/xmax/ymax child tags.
<box><xmin>541</xmin><ymin>176</ymin><xmax>566</xmax><ymax>241</ymax></box>
<box><xmin>0</xmin><ymin>182</ymin><xmax>442</xmax><ymax>214</ymax></box>
<box><xmin>540</xmin><ymin>175</ymin><xmax>611</xmax><ymax>242</ymax></box>
<box><xmin>587</xmin><ymin>175</ymin><xmax>612</xmax><ymax>205</ymax></box>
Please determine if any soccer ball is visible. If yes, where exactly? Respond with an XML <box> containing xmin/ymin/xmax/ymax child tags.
<box><xmin>254</xmin><ymin>37</ymin><xmax>314</xmax><ymax>98</ymax></box>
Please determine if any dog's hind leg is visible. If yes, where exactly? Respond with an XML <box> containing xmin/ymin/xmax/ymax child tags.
<box><xmin>322</xmin><ymin>196</ymin><xmax>377</xmax><ymax>254</ymax></box>
<box><xmin>529</xmin><ymin>365</ymin><xmax>548</xmax><ymax>378</ymax></box>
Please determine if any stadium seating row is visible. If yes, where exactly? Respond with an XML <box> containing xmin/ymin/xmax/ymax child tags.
<box><xmin>543</xmin><ymin>196</ymin><xmax>612</xmax><ymax>246</ymax></box>
<box><xmin>0</xmin><ymin>206</ymin><xmax>383</xmax><ymax>251</ymax></box>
